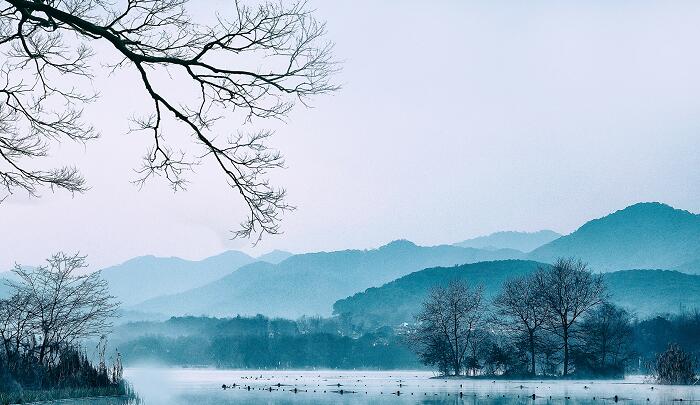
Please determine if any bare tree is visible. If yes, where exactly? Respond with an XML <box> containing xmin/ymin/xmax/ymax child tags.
<box><xmin>535</xmin><ymin>258</ymin><xmax>607</xmax><ymax>376</ymax></box>
<box><xmin>575</xmin><ymin>302</ymin><xmax>634</xmax><ymax>376</ymax></box>
<box><xmin>7</xmin><ymin>252</ymin><xmax>119</xmax><ymax>366</ymax></box>
<box><xmin>408</xmin><ymin>280</ymin><xmax>485</xmax><ymax>376</ymax></box>
<box><xmin>493</xmin><ymin>273</ymin><xmax>548</xmax><ymax>376</ymax></box>
<box><xmin>0</xmin><ymin>0</ymin><xmax>338</xmax><ymax>239</ymax></box>
<box><xmin>0</xmin><ymin>291</ymin><xmax>34</xmax><ymax>374</ymax></box>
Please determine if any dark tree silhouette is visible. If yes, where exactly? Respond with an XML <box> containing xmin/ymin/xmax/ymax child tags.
<box><xmin>0</xmin><ymin>0</ymin><xmax>338</xmax><ymax>239</ymax></box>
<box><xmin>4</xmin><ymin>252</ymin><xmax>119</xmax><ymax>366</ymax></box>
<box><xmin>493</xmin><ymin>273</ymin><xmax>548</xmax><ymax>375</ymax></box>
<box><xmin>407</xmin><ymin>280</ymin><xmax>485</xmax><ymax>376</ymax></box>
<box><xmin>575</xmin><ymin>302</ymin><xmax>634</xmax><ymax>376</ymax></box>
<box><xmin>0</xmin><ymin>252</ymin><xmax>120</xmax><ymax>390</ymax></box>
<box><xmin>535</xmin><ymin>258</ymin><xmax>607</xmax><ymax>376</ymax></box>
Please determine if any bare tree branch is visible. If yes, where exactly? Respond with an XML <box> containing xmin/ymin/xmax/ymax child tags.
<box><xmin>0</xmin><ymin>0</ymin><xmax>339</xmax><ymax>240</ymax></box>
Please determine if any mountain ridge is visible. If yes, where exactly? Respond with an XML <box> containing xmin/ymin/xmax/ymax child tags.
<box><xmin>333</xmin><ymin>260</ymin><xmax>700</xmax><ymax>327</ymax></box>
<box><xmin>455</xmin><ymin>230</ymin><xmax>561</xmax><ymax>252</ymax></box>
<box><xmin>133</xmin><ymin>241</ymin><xmax>525</xmax><ymax>318</ymax></box>
<box><xmin>100</xmin><ymin>250</ymin><xmax>256</xmax><ymax>305</ymax></box>
<box><xmin>528</xmin><ymin>202</ymin><xmax>700</xmax><ymax>271</ymax></box>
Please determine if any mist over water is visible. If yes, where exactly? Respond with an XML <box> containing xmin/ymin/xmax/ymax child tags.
<box><xmin>58</xmin><ymin>368</ymin><xmax>700</xmax><ymax>405</ymax></box>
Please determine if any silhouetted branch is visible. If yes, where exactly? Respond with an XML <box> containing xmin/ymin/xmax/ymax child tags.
<box><xmin>0</xmin><ymin>0</ymin><xmax>338</xmax><ymax>240</ymax></box>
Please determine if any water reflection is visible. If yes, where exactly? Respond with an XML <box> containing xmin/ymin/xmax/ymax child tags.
<box><xmin>55</xmin><ymin>369</ymin><xmax>700</xmax><ymax>405</ymax></box>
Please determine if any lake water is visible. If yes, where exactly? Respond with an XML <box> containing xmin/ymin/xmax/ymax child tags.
<box><xmin>59</xmin><ymin>368</ymin><xmax>700</xmax><ymax>404</ymax></box>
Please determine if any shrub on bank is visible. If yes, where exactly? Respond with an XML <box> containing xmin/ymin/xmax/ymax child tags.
<box><xmin>652</xmin><ymin>344</ymin><xmax>697</xmax><ymax>385</ymax></box>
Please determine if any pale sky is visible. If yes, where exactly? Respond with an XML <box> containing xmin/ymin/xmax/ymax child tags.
<box><xmin>2</xmin><ymin>0</ymin><xmax>700</xmax><ymax>270</ymax></box>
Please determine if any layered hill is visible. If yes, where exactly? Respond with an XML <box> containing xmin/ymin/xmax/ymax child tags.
<box><xmin>455</xmin><ymin>230</ymin><xmax>561</xmax><ymax>252</ymax></box>
<box><xmin>604</xmin><ymin>270</ymin><xmax>700</xmax><ymax>316</ymax></box>
<box><xmin>100</xmin><ymin>250</ymin><xmax>256</xmax><ymax>305</ymax></box>
<box><xmin>334</xmin><ymin>260</ymin><xmax>543</xmax><ymax>328</ymax></box>
<box><xmin>333</xmin><ymin>260</ymin><xmax>700</xmax><ymax>327</ymax></box>
<box><xmin>134</xmin><ymin>240</ymin><xmax>524</xmax><ymax>318</ymax></box>
<box><xmin>529</xmin><ymin>202</ymin><xmax>700</xmax><ymax>271</ymax></box>
<box><xmin>256</xmin><ymin>250</ymin><xmax>294</xmax><ymax>264</ymax></box>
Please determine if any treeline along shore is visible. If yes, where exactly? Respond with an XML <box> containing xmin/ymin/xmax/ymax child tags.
<box><xmin>112</xmin><ymin>260</ymin><xmax>699</xmax><ymax>383</ymax></box>
<box><xmin>115</xmin><ymin>312</ymin><xmax>699</xmax><ymax>376</ymax></box>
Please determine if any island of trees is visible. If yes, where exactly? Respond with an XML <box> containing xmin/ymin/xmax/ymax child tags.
<box><xmin>406</xmin><ymin>258</ymin><xmax>698</xmax><ymax>383</ymax></box>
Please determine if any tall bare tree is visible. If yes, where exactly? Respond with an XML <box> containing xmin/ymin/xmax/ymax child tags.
<box><xmin>535</xmin><ymin>258</ymin><xmax>607</xmax><ymax>376</ymax></box>
<box><xmin>7</xmin><ymin>252</ymin><xmax>119</xmax><ymax>365</ymax></box>
<box><xmin>493</xmin><ymin>273</ymin><xmax>548</xmax><ymax>376</ymax></box>
<box><xmin>408</xmin><ymin>280</ymin><xmax>485</xmax><ymax>376</ymax></box>
<box><xmin>0</xmin><ymin>0</ymin><xmax>338</xmax><ymax>239</ymax></box>
<box><xmin>0</xmin><ymin>290</ymin><xmax>33</xmax><ymax>374</ymax></box>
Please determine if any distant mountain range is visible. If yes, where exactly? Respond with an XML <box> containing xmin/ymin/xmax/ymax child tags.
<box><xmin>256</xmin><ymin>250</ymin><xmax>293</xmax><ymax>264</ymax></box>
<box><xmin>125</xmin><ymin>201</ymin><xmax>700</xmax><ymax>318</ymax></box>
<box><xmin>455</xmin><ymin>230</ymin><xmax>561</xmax><ymax>252</ymax></box>
<box><xmin>1</xmin><ymin>250</ymin><xmax>293</xmax><ymax>305</ymax></box>
<box><xmin>100</xmin><ymin>251</ymin><xmax>257</xmax><ymax>305</ymax></box>
<box><xmin>528</xmin><ymin>202</ymin><xmax>700</xmax><ymax>272</ymax></box>
<box><xmin>5</xmin><ymin>201</ymin><xmax>700</xmax><ymax>323</ymax></box>
<box><xmin>333</xmin><ymin>260</ymin><xmax>700</xmax><ymax>327</ymax></box>
<box><xmin>133</xmin><ymin>240</ymin><xmax>525</xmax><ymax>318</ymax></box>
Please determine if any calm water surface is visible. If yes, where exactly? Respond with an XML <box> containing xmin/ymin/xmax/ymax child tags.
<box><xmin>58</xmin><ymin>368</ymin><xmax>700</xmax><ymax>404</ymax></box>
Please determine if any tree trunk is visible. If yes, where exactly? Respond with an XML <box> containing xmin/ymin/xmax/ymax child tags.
<box><xmin>38</xmin><ymin>333</ymin><xmax>50</xmax><ymax>365</ymax></box>
<box><xmin>562</xmin><ymin>328</ymin><xmax>569</xmax><ymax>376</ymax></box>
<box><xmin>529</xmin><ymin>331</ymin><xmax>536</xmax><ymax>376</ymax></box>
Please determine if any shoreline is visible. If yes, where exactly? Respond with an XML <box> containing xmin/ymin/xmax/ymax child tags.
<box><xmin>0</xmin><ymin>385</ymin><xmax>136</xmax><ymax>405</ymax></box>
<box><xmin>431</xmin><ymin>375</ymin><xmax>632</xmax><ymax>382</ymax></box>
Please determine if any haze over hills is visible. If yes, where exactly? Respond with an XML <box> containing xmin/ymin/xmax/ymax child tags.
<box><xmin>455</xmin><ymin>230</ymin><xmax>561</xmax><ymax>252</ymax></box>
<box><xmin>134</xmin><ymin>240</ymin><xmax>525</xmax><ymax>318</ymax></box>
<box><xmin>604</xmin><ymin>270</ymin><xmax>700</xmax><ymax>316</ymax></box>
<box><xmin>529</xmin><ymin>202</ymin><xmax>700</xmax><ymax>271</ymax></box>
<box><xmin>1</xmin><ymin>250</ymin><xmax>293</xmax><ymax>305</ymax></box>
<box><xmin>0</xmin><ymin>270</ymin><xmax>19</xmax><ymax>298</ymax></box>
<box><xmin>256</xmin><ymin>250</ymin><xmax>294</xmax><ymax>264</ymax></box>
<box><xmin>674</xmin><ymin>258</ymin><xmax>700</xmax><ymax>274</ymax></box>
<box><xmin>93</xmin><ymin>249</ymin><xmax>294</xmax><ymax>305</ymax></box>
<box><xmin>100</xmin><ymin>251</ymin><xmax>256</xmax><ymax>305</ymax></box>
<box><xmin>333</xmin><ymin>261</ymin><xmax>700</xmax><ymax>327</ymax></box>
<box><xmin>127</xmin><ymin>201</ymin><xmax>700</xmax><ymax>318</ymax></box>
<box><xmin>334</xmin><ymin>260</ymin><xmax>544</xmax><ymax>328</ymax></box>
<box><xmin>6</xmin><ymin>201</ymin><xmax>699</xmax><ymax>322</ymax></box>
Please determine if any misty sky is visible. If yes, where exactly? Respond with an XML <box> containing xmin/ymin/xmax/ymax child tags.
<box><xmin>3</xmin><ymin>0</ymin><xmax>700</xmax><ymax>270</ymax></box>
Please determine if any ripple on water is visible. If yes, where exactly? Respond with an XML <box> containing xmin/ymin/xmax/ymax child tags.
<box><xmin>50</xmin><ymin>369</ymin><xmax>700</xmax><ymax>405</ymax></box>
